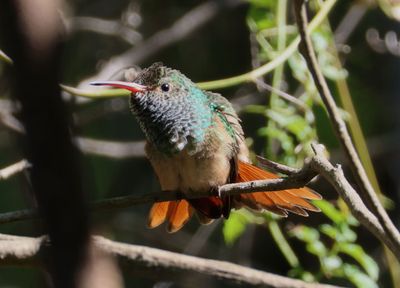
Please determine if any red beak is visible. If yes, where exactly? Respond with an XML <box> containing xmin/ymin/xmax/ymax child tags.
<box><xmin>90</xmin><ymin>81</ymin><xmax>148</xmax><ymax>93</ymax></box>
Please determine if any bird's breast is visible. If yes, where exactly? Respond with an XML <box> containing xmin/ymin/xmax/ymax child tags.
<box><xmin>145</xmin><ymin>142</ymin><xmax>232</xmax><ymax>195</ymax></box>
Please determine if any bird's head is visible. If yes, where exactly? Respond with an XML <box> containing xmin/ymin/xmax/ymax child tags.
<box><xmin>91</xmin><ymin>62</ymin><xmax>213</xmax><ymax>153</ymax></box>
<box><xmin>91</xmin><ymin>62</ymin><xmax>196</xmax><ymax>103</ymax></box>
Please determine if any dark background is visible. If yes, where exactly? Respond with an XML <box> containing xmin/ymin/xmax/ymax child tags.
<box><xmin>0</xmin><ymin>1</ymin><xmax>399</xmax><ymax>287</ymax></box>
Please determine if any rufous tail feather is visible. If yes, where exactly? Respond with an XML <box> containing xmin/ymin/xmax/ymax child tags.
<box><xmin>234</xmin><ymin>161</ymin><xmax>321</xmax><ymax>216</ymax></box>
<box><xmin>147</xmin><ymin>161</ymin><xmax>321</xmax><ymax>232</ymax></box>
<box><xmin>148</xmin><ymin>200</ymin><xmax>194</xmax><ymax>233</ymax></box>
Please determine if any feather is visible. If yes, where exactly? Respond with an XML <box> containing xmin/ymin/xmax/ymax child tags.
<box><xmin>166</xmin><ymin>200</ymin><xmax>194</xmax><ymax>233</ymax></box>
<box><xmin>235</xmin><ymin>161</ymin><xmax>321</xmax><ymax>216</ymax></box>
<box><xmin>189</xmin><ymin>197</ymin><xmax>223</xmax><ymax>219</ymax></box>
<box><xmin>148</xmin><ymin>201</ymin><xmax>170</xmax><ymax>228</ymax></box>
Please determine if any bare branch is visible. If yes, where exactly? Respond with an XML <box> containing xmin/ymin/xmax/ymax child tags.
<box><xmin>293</xmin><ymin>0</ymin><xmax>400</xmax><ymax>260</ymax></box>
<box><xmin>256</xmin><ymin>155</ymin><xmax>300</xmax><ymax>175</ymax></box>
<box><xmin>254</xmin><ymin>79</ymin><xmax>308</xmax><ymax>111</ymax></box>
<box><xmin>76</xmin><ymin>137</ymin><xmax>146</xmax><ymax>159</ymax></box>
<box><xmin>0</xmin><ymin>209</ymin><xmax>37</xmax><ymax>225</ymax></box>
<box><xmin>0</xmin><ymin>100</ymin><xmax>25</xmax><ymax>133</ymax></box>
<box><xmin>0</xmin><ymin>142</ymin><xmax>398</xmax><ymax>262</ymax></box>
<box><xmin>0</xmin><ymin>234</ymin><xmax>342</xmax><ymax>288</ymax></box>
<box><xmin>309</xmin><ymin>144</ymin><xmax>400</xmax><ymax>259</ymax></box>
<box><xmin>0</xmin><ymin>48</ymin><xmax>12</xmax><ymax>64</ymax></box>
<box><xmin>0</xmin><ymin>164</ymin><xmax>318</xmax><ymax>225</ymax></box>
<box><xmin>78</xmin><ymin>0</ymin><xmax>242</xmax><ymax>88</ymax></box>
<box><xmin>0</xmin><ymin>159</ymin><xmax>31</xmax><ymax>180</ymax></box>
<box><xmin>0</xmin><ymin>102</ymin><xmax>147</xmax><ymax>159</ymax></box>
<box><xmin>69</xmin><ymin>16</ymin><xmax>142</xmax><ymax>45</ymax></box>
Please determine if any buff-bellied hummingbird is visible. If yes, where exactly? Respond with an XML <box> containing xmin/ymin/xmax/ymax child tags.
<box><xmin>91</xmin><ymin>62</ymin><xmax>321</xmax><ymax>233</ymax></box>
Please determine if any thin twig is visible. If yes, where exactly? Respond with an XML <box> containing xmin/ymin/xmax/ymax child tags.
<box><xmin>0</xmin><ymin>100</ymin><xmax>25</xmax><ymax>133</ymax></box>
<box><xmin>293</xmin><ymin>0</ymin><xmax>400</xmax><ymax>260</ymax></box>
<box><xmin>254</xmin><ymin>79</ymin><xmax>308</xmax><ymax>111</ymax></box>
<box><xmin>61</xmin><ymin>84</ymin><xmax>129</xmax><ymax>98</ymax></box>
<box><xmin>0</xmin><ymin>48</ymin><xmax>13</xmax><ymax>64</ymax></box>
<box><xmin>59</xmin><ymin>0</ymin><xmax>337</xmax><ymax>99</ymax></box>
<box><xmin>69</xmin><ymin>16</ymin><xmax>142</xmax><ymax>45</ymax></box>
<box><xmin>197</xmin><ymin>0</ymin><xmax>337</xmax><ymax>90</ymax></box>
<box><xmin>78</xmin><ymin>0</ymin><xmax>242</xmax><ymax>88</ymax></box>
<box><xmin>0</xmin><ymin>160</ymin><xmax>31</xmax><ymax>180</ymax></box>
<box><xmin>256</xmin><ymin>155</ymin><xmax>300</xmax><ymax>175</ymax></box>
<box><xmin>0</xmin><ymin>103</ymin><xmax>147</xmax><ymax>158</ymax></box>
<box><xmin>333</xmin><ymin>3</ymin><xmax>368</xmax><ymax>46</ymax></box>
<box><xmin>0</xmin><ymin>234</ymin><xmax>342</xmax><ymax>288</ymax></box>
<box><xmin>76</xmin><ymin>137</ymin><xmax>146</xmax><ymax>159</ymax></box>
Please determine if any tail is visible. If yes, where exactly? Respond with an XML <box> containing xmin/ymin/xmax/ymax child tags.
<box><xmin>148</xmin><ymin>200</ymin><xmax>194</xmax><ymax>233</ymax></box>
<box><xmin>234</xmin><ymin>161</ymin><xmax>322</xmax><ymax>216</ymax></box>
<box><xmin>148</xmin><ymin>196</ymin><xmax>228</xmax><ymax>233</ymax></box>
<box><xmin>148</xmin><ymin>161</ymin><xmax>321</xmax><ymax>232</ymax></box>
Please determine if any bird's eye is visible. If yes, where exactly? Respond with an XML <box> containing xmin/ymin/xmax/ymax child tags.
<box><xmin>161</xmin><ymin>83</ymin><xmax>170</xmax><ymax>92</ymax></box>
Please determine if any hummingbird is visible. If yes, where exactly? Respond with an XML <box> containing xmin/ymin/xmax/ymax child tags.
<box><xmin>91</xmin><ymin>62</ymin><xmax>321</xmax><ymax>233</ymax></box>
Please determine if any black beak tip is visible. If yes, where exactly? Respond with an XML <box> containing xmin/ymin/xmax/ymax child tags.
<box><xmin>89</xmin><ymin>82</ymin><xmax>102</xmax><ymax>86</ymax></box>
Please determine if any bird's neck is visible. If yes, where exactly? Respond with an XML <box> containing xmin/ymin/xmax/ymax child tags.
<box><xmin>130</xmin><ymin>88</ymin><xmax>213</xmax><ymax>155</ymax></box>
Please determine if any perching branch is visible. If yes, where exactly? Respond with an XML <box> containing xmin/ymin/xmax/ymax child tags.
<box><xmin>0</xmin><ymin>160</ymin><xmax>30</xmax><ymax>180</ymax></box>
<box><xmin>0</xmin><ymin>143</ymin><xmax>398</xmax><ymax>260</ymax></box>
<box><xmin>0</xmin><ymin>234</ymin><xmax>341</xmax><ymax>288</ymax></box>
<box><xmin>0</xmin><ymin>164</ymin><xmax>318</xmax><ymax>225</ymax></box>
<box><xmin>293</xmin><ymin>0</ymin><xmax>400</xmax><ymax>260</ymax></box>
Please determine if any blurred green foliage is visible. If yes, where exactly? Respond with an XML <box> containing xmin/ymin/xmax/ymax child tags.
<box><xmin>1</xmin><ymin>0</ymin><xmax>399</xmax><ymax>287</ymax></box>
<box><xmin>223</xmin><ymin>1</ymin><xmax>381</xmax><ymax>287</ymax></box>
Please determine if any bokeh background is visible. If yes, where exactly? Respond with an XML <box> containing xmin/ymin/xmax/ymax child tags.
<box><xmin>1</xmin><ymin>0</ymin><xmax>400</xmax><ymax>287</ymax></box>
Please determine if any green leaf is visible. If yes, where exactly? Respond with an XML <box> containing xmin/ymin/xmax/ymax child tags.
<box><xmin>289</xmin><ymin>225</ymin><xmax>319</xmax><ymax>242</ymax></box>
<box><xmin>322</xmin><ymin>255</ymin><xmax>342</xmax><ymax>272</ymax></box>
<box><xmin>244</xmin><ymin>104</ymin><xmax>266</xmax><ymax>114</ymax></box>
<box><xmin>320</xmin><ymin>223</ymin><xmax>338</xmax><ymax>239</ymax></box>
<box><xmin>247</xmin><ymin>4</ymin><xmax>276</xmax><ymax>30</ymax></box>
<box><xmin>313</xmin><ymin>200</ymin><xmax>346</xmax><ymax>225</ymax></box>
<box><xmin>343</xmin><ymin>264</ymin><xmax>379</xmax><ymax>288</ymax></box>
<box><xmin>306</xmin><ymin>240</ymin><xmax>327</xmax><ymax>257</ymax></box>
<box><xmin>258</xmin><ymin>126</ymin><xmax>295</xmax><ymax>153</ymax></box>
<box><xmin>289</xmin><ymin>268</ymin><xmax>316</xmax><ymax>282</ymax></box>
<box><xmin>320</xmin><ymin>223</ymin><xmax>357</xmax><ymax>242</ymax></box>
<box><xmin>222</xmin><ymin>211</ymin><xmax>249</xmax><ymax>246</ymax></box>
<box><xmin>285</xmin><ymin>116</ymin><xmax>315</xmax><ymax>141</ymax></box>
<box><xmin>338</xmin><ymin>243</ymin><xmax>379</xmax><ymax>280</ymax></box>
<box><xmin>340</xmin><ymin>224</ymin><xmax>357</xmax><ymax>242</ymax></box>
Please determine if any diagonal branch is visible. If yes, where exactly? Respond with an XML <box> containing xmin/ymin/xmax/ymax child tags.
<box><xmin>0</xmin><ymin>159</ymin><xmax>31</xmax><ymax>180</ymax></box>
<box><xmin>309</xmin><ymin>144</ymin><xmax>399</xmax><ymax>259</ymax></box>
<box><xmin>0</xmin><ymin>234</ymin><xmax>342</xmax><ymax>288</ymax></box>
<box><xmin>0</xmin><ymin>48</ymin><xmax>12</xmax><ymax>64</ymax></box>
<box><xmin>293</xmin><ymin>0</ymin><xmax>400</xmax><ymax>260</ymax></box>
<box><xmin>78</xmin><ymin>0</ymin><xmax>242</xmax><ymax>88</ymax></box>
<box><xmin>58</xmin><ymin>0</ymin><xmax>337</xmax><ymax>99</ymax></box>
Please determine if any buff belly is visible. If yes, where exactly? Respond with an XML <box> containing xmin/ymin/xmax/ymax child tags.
<box><xmin>145</xmin><ymin>143</ymin><xmax>232</xmax><ymax>195</ymax></box>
